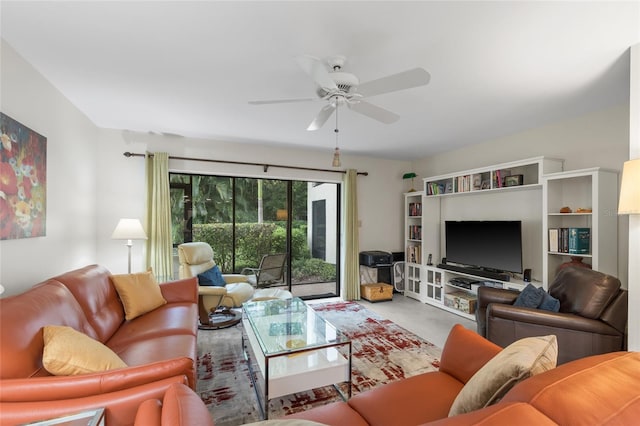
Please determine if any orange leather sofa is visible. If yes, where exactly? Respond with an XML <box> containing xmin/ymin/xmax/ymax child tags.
<box><xmin>286</xmin><ymin>325</ymin><xmax>640</xmax><ymax>425</ymax></box>
<box><xmin>134</xmin><ymin>383</ymin><xmax>214</xmax><ymax>426</ymax></box>
<box><xmin>0</xmin><ymin>265</ymin><xmax>199</xmax><ymax>426</ymax></box>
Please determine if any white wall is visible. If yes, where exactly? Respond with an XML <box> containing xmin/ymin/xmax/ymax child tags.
<box><xmin>412</xmin><ymin>105</ymin><xmax>630</xmax><ymax>286</ymax></box>
<box><xmin>0</xmin><ymin>41</ymin><xmax>99</xmax><ymax>295</ymax></box>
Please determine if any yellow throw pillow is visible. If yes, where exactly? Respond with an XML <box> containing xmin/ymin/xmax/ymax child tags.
<box><xmin>448</xmin><ymin>334</ymin><xmax>558</xmax><ymax>417</ymax></box>
<box><xmin>111</xmin><ymin>270</ymin><xmax>167</xmax><ymax>320</ymax></box>
<box><xmin>43</xmin><ymin>325</ymin><xmax>127</xmax><ymax>375</ymax></box>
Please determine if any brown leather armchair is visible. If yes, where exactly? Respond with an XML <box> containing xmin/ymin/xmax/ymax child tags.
<box><xmin>476</xmin><ymin>266</ymin><xmax>627</xmax><ymax>365</ymax></box>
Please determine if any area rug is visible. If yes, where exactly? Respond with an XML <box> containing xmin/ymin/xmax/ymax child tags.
<box><xmin>197</xmin><ymin>301</ymin><xmax>442</xmax><ymax>426</ymax></box>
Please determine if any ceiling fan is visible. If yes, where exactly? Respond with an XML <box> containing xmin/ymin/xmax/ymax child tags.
<box><xmin>249</xmin><ymin>55</ymin><xmax>431</xmax><ymax>131</ymax></box>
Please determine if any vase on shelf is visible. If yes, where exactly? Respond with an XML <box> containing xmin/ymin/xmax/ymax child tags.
<box><xmin>557</xmin><ymin>256</ymin><xmax>592</xmax><ymax>273</ymax></box>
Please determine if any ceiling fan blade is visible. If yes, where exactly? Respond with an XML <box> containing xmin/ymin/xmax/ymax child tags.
<box><xmin>307</xmin><ymin>103</ymin><xmax>336</xmax><ymax>131</ymax></box>
<box><xmin>348</xmin><ymin>101</ymin><xmax>400</xmax><ymax>124</ymax></box>
<box><xmin>357</xmin><ymin>68</ymin><xmax>430</xmax><ymax>98</ymax></box>
<box><xmin>249</xmin><ymin>97</ymin><xmax>317</xmax><ymax>105</ymax></box>
<box><xmin>296</xmin><ymin>55</ymin><xmax>338</xmax><ymax>92</ymax></box>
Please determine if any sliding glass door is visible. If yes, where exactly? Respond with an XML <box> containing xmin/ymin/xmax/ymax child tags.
<box><xmin>170</xmin><ymin>174</ymin><xmax>340</xmax><ymax>299</ymax></box>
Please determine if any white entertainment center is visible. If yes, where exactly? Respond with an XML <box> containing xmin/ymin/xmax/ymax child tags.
<box><xmin>404</xmin><ymin>157</ymin><xmax>619</xmax><ymax>321</ymax></box>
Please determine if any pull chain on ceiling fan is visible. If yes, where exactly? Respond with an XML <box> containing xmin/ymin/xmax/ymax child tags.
<box><xmin>332</xmin><ymin>98</ymin><xmax>341</xmax><ymax>167</ymax></box>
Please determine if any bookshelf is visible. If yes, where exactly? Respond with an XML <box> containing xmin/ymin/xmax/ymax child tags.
<box><xmin>404</xmin><ymin>191</ymin><xmax>424</xmax><ymax>301</ymax></box>
<box><xmin>542</xmin><ymin>168</ymin><xmax>618</xmax><ymax>286</ymax></box>
<box><xmin>424</xmin><ymin>157</ymin><xmax>563</xmax><ymax>197</ymax></box>
<box><xmin>402</xmin><ymin>157</ymin><xmax>570</xmax><ymax>319</ymax></box>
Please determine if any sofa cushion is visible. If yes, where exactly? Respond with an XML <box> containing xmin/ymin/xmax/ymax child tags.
<box><xmin>53</xmin><ymin>264</ymin><xmax>126</xmax><ymax>343</ymax></box>
<box><xmin>448</xmin><ymin>334</ymin><xmax>557</xmax><ymax>416</ymax></box>
<box><xmin>43</xmin><ymin>325</ymin><xmax>127</xmax><ymax>375</ymax></box>
<box><xmin>111</xmin><ymin>270</ymin><xmax>167</xmax><ymax>320</ymax></box>
<box><xmin>198</xmin><ymin>265</ymin><xmax>226</xmax><ymax>286</ymax></box>
<box><xmin>0</xmin><ymin>280</ymin><xmax>97</xmax><ymax>379</ymax></box>
<box><xmin>549</xmin><ymin>267</ymin><xmax>620</xmax><ymax>319</ymax></box>
<box><xmin>502</xmin><ymin>352</ymin><xmax>640</xmax><ymax>425</ymax></box>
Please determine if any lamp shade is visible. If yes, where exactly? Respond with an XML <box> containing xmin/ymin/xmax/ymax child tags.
<box><xmin>618</xmin><ymin>158</ymin><xmax>640</xmax><ymax>215</ymax></box>
<box><xmin>111</xmin><ymin>218</ymin><xmax>148</xmax><ymax>240</ymax></box>
<box><xmin>403</xmin><ymin>172</ymin><xmax>417</xmax><ymax>180</ymax></box>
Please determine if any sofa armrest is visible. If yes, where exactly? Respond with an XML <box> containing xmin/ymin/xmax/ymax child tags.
<box><xmin>439</xmin><ymin>324</ymin><xmax>501</xmax><ymax>384</ymax></box>
<box><xmin>0</xmin><ymin>357</ymin><xmax>194</xmax><ymax>403</ymax></box>
<box><xmin>0</xmin><ymin>375</ymin><xmax>187</xmax><ymax>426</ymax></box>
<box><xmin>475</xmin><ymin>286</ymin><xmax>520</xmax><ymax>337</ymax></box>
<box><xmin>487</xmin><ymin>304</ymin><xmax>621</xmax><ymax>335</ymax></box>
<box><xmin>477</xmin><ymin>287</ymin><xmax>520</xmax><ymax>309</ymax></box>
<box><xmin>159</xmin><ymin>278</ymin><xmax>198</xmax><ymax>304</ymax></box>
<box><xmin>153</xmin><ymin>383</ymin><xmax>214</xmax><ymax>426</ymax></box>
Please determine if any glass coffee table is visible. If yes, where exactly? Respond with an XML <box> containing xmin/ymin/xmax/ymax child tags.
<box><xmin>242</xmin><ymin>297</ymin><xmax>352</xmax><ymax>419</ymax></box>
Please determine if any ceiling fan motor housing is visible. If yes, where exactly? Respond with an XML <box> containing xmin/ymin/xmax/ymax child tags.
<box><xmin>317</xmin><ymin>71</ymin><xmax>360</xmax><ymax>98</ymax></box>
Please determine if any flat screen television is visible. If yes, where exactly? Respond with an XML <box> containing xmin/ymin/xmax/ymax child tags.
<box><xmin>445</xmin><ymin>220</ymin><xmax>523</xmax><ymax>274</ymax></box>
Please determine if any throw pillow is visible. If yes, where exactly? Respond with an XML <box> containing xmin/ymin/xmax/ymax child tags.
<box><xmin>198</xmin><ymin>265</ymin><xmax>226</xmax><ymax>287</ymax></box>
<box><xmin>448</xmin><ymin>334</ymin><xmax>558</xmax><ymax>417</ymax></box>
<box><xmin>43</xmin><ymin>325</ymin><xmax>127</xmax><ymax>375</ymax></box>
<box><xmin>111</xmin><ymin>270</ymin><xmax>167</xmax><ymax>320</ymax></box>
<box><xmin>513</xmin><ymin>283</ymin><xmax>544</xmax><ymax>308</ymax></box>
<box><xmin>512</xmin><ymin>284</ymin><xmax>560</xmax><ymax>312</ymax></box>
<box><xmin>538</xmin><ymin>291</ymin><xmax>561</xmax><ymax>312</ymax></box>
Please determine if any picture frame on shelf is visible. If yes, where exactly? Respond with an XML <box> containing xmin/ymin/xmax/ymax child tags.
<box><xmin>504</xmin><ymin>174</ymin><xmax>524</xmax><ymax>187</ymax></box>
<box><xmin>481</xmin><ymin>180</ymin><xmax>490</xmax><ymax>189</ymax></box>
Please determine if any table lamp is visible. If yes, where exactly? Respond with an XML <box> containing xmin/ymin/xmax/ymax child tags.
<box><xmin>111</xmin><ymin>218</ymin><xmax>148</xmax><ymax>273</ymax></box>
<box><xmin>403</xmin><ymin>172</ymin><xmax>418</xmax><ymax>192</ymax></box>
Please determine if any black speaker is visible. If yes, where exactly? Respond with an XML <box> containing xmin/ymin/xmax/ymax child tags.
<box><xmin>523</xmin><ymin>268</ymin><xmax>532</xmax><ymax>282</ymax></box>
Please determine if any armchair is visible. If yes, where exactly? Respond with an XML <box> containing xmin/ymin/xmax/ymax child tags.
<box><xmin>178</xmin><ymin>242</ymin><xmax>254</xmax><ymax>329</ymax></box>
<box><xmin>477</xmin><ymin>266</ymin><xmax>627</xmax><ymax>365</ymax></box>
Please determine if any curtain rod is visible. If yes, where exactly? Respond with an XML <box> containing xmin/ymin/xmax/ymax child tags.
<box><xmin>123</xmin><ymin>152</ymin><xmax>368</xmax><ymax>176</ymax></box>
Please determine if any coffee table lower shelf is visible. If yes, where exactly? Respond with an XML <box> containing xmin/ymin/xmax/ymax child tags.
<box><xmin>242</xmin><ymin>318</ymin><xmax>352</xmax><ymax>419</ymax></box>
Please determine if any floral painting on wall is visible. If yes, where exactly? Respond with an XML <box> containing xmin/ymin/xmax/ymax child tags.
<box><xmin>0</xmin><ymin>113</ymin><xmax>46</xmax><ymax>240</ymax></box>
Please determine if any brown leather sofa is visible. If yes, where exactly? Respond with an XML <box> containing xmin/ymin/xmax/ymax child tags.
<box><xmin>285</xmin><ymin>324</ymin><xmax>640</xmax><ymax>425</ymax></box>
<box><xmin>0</xmin><ymin>264</ymin><xmax>199</xmax><ymax>426</ymax></box>
<box><xmin>476</xmin><ymin>266</ymin><xmax>627</xmax><ymax>364</ymax></box>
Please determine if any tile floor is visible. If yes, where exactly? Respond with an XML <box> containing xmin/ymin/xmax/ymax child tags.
<box><xmin>310</xmin><ymin>293</ymin><xmax>476</xmax><ymax>349</ymax></box>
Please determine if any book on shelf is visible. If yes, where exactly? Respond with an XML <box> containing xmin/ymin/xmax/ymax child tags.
<box><xmin>407</xmin><ymin>245</ymin><xmax>421</xmax><ymax>263</ymax></box>
<box><xmin>408</xmin><ymin>202</ymin><xmax>422</xmax><ymax>216</ymax></box>
<box><xmin>408</xmin><ymin>225</ymin><xmax>422</xmax><ymax>240</ymax></box>
<box><xmin>568</xmin><ymin>228</ymin><xmax>590</xmax><ymax>254</ymax></box>
<box><xmin>548</xmin><ymin>227</ymin><xmax>591</xmax><ymax>254</ymax></box>
<box><xmin>548</xmin><ymin>228</ymin><xmax>559</xmax><ymax>252</ymax></box>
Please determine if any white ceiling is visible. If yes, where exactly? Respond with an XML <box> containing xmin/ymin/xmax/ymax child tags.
<box><xmin>1</xmin><ymin>1</ymin><xmax>639</xmax><ymax>160</ymax></box>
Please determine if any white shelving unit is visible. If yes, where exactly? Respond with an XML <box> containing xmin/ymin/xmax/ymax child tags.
<box><xmin>542</xmin><ymin>168</ymin><xmax>618</xmax><ymax>287</ymax></box>
<box><xmin>404</xmin><ymin>192</ymin><xmax>424</xmax><ymax>302</ymax></box>
<box><xmin>424</xmin><ymin>157</ymin><xmax>564</xmax><ymax>197</ymax></box>
<box><xmin>402</xmin><ymin>157</ymin><xmax>567</xmax><ymax>320</ymax></box>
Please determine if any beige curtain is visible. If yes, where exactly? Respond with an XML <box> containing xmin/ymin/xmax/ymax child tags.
<box><xmin>343</xmin><ymin>169</ymin><xmax>360</xmax><ymax>300</ymax></box>
<box><xmin>145</xmin><ymin>152</ymin><xmax>173</xmax><ymax>281</ymax></box>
